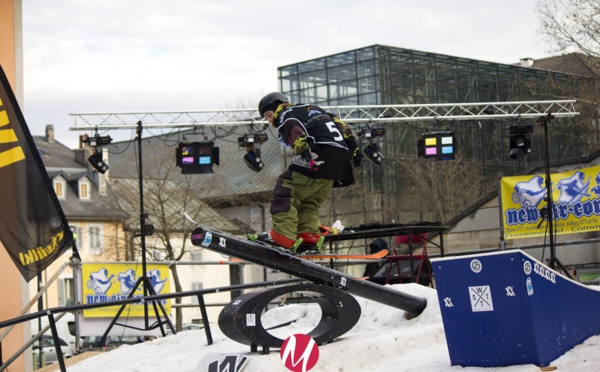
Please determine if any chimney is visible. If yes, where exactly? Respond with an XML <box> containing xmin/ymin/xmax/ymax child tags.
<box><xmin>45</xmin><ymin>124</ymin><xmax>55</xmax><ymax>143</ymax></box>
<box><xmin>520</xmin><ymin>58</ymin><xmax>534</xmax><ymax>68</ymax></box>
<box><xmin>98</xmin><ymin>147</ymin><xmax>109</xmax><ymax>195</ymax></box>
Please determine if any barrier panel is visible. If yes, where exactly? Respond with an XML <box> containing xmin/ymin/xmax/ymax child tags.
<box><xmin>431</xmin><ymin>250</ymin><xmax>600</xmax><ymax>367</ymax></box>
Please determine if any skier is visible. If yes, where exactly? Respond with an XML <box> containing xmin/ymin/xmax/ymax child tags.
<box><xmin>249</xmin><ymin>92</ymin><xmax>362</xmax><ymax>252</ymax></box>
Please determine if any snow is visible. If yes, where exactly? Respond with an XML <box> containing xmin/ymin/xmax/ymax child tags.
<box><xmin>48</xmin><ymin>284</ymin><xmax>600</xmax><ymax>372</ymax></box>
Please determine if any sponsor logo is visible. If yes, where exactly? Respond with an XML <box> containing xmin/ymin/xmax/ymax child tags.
<box><xmin>523</xmin><ymin>260</ymin><xmax>532</xmax><ymax>275</ymax></box>
<box><xmin>19</xmin><ymin>231</ymin><xmax>64</xmax><ymax>266</ymax></box>
<box><xmin>208</xmin><ymin>355</ymin><xmax>248</xmax><ymax>372</ymax></box>
<box><xmin>202</xmin><ymin>231</ymin><xmax>212</xmax><ymax>247</ymax></box>
<box><xmin>526</xmin><ymin>277</ymin><xmax>534</xmax><ymax>295</ymax></box>
<box><xmin>470</xmin><ymin>259</ymin><xmax>482</xmax><ymax>273</ymax></box>
<box><xmin>280</xmin><ymin>334</ymin><xmax>319</xmax><ymax>372</ymax></box>
<box><xmin>0</xmin><ymin>101</ymin><xmax>26</xmax><ymax>169</ymax></box>
<box><xmin>533</xmin><ymin>262</ymin><xmax>556</xmax><ymax>284</ymax></box>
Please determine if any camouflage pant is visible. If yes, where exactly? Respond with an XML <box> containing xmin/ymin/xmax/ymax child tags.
<box><xmin>270</xmin><ymin>170</ymin><xmax>333</xmax><ymax>241</ymax></box>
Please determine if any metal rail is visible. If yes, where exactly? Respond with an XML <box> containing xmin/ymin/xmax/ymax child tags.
<box><xmin>69</xmin><ymin>100</ymin><xmax>579</xmax><ymax>131</ymax></box>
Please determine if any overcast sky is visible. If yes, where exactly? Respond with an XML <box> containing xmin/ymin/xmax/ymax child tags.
<box><xmin>21</xmin><ymin>0</ymin><xmax>548</xmax><ymax>149</ymax></box>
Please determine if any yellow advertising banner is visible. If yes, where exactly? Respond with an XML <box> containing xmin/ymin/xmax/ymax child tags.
<box><xmin>82</xmin><ymin>262</ymin><xmax>171</xmax><ymax>318</ymax></box>
<box><xmin>501</xmin><ymin>165</ymin><xmax>600</xmax><ymax>239</ymax></box>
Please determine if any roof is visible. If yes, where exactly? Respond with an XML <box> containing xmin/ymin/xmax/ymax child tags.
<box><xmin>530</xmin><ymin>53</ymin><xmax>599</xmax><ymax>78</ymax></box>
<box><xmin>105</xmin><ymin>126</ymin><xmax>287</xmax><ymax>201</ymax></box>
<box><xmin>32</xmin><ymin>135</ymin><xmax>128</xmax><ymax>221</ymax></box>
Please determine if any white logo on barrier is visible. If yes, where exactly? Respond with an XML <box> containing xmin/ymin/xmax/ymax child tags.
<box><xmin>219</xmin><ymin>237</ymin><xmax>227</xmax><ymax>248</ymax></box>
<box><xmin>505</xmin><ymin>286</ymin><xmax>515</xmax><ymax>296</ymax></box>
<box><xmin>443</xmin><ymin>297</ymin><xmax>454</xmax><ymax>307</ymax></box>
<box><xmin>470</xmin><ymin>259</ymin><xmax>482</xmax><ymax>273</ymax></box>
<box><xmin>246</xmin><ymin>313</ymin><xmax>256</xmax><ymax>327</ymax></box>
<box><xmin>523</xmin><ymin>260</ymin><xmax>532</xmax><ymax>275</ymax></box>
<box><xmin>469</xmin><ymin>285</ymin><xmax>494</xmax><ymax>312</ymax></box>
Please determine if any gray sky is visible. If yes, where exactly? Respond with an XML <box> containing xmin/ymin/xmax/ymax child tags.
<box><xmin>22</xmin><ymin>0</ymin><xmax>548</xmax><ymax>148</ymax></box>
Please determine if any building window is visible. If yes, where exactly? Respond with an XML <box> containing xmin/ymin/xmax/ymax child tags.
<box><xmin>71</xmin><ymin>225</ymin><xmax>83</xmax><ymax>251</ymax></box>
<box><xmin>58</xmin><ymin>277</ymin><xmax>74</xmax><ymax>306</ymax></box>
<box><xmin>189</xmin><ymin>250</ymin><xmax>203</xmax><ymax>261</ymax></box>
<box><xmin>79</xmin><ymin>179</ymin><xmax>91</xmax><ymax>200</ymax></box>
<box><xmin>191</xmin><ymin>282</ymin><xmax>203</xmax><ymax>304</ymax></box>
<box><xmin>53</xmin><ymin>178</ymin><xmax>66</xmax><ymax>199</ymax></box>
<box><xmin>87</xmin><ymin>224</ymin><xmax>104</xmax><ymax>255</ymax></box>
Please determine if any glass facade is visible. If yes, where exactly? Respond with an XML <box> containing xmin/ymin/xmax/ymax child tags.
<box><xmin>278</xmin><ymin>45</ymin><xmax>598</xmax><ymax>223</ymax></box>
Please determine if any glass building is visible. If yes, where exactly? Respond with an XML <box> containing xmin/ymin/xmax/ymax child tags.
<box><xmin>278</xmin><ymin>44</ymin><xmax>598</xmax><ymax>223</ymax></box>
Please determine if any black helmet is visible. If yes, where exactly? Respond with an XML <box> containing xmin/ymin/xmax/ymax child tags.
<box><xmin>258</xmin><ymin>92</ymin><xmax>289</xmax><ymax>117</ymax></box>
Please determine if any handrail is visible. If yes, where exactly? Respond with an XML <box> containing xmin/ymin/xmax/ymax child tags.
<box><xmin>0</xmin><ymin>278</ymin><xmax>303</xmax><ymax>372</ymax></box>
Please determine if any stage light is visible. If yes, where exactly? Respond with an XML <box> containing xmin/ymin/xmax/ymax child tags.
<box><xmin>85</xmin><ymin>134</ymin><xmax>112</xmax><ymax>173</ymax></box>
<box><xmin>358</xmin><ymin>126</ymin><xmax>386</xmax><ymax>165</ymax></box>
<box><xmin>238</xmin><ymin>133</ymin><xmax>268</xmax><ymax>172</ymax></box>
<box><xmin>363</xmin><ymin>142</ymin><xmax>384</xmax><ymax>165</ymax></box>
<box><xmin>175</xmin><ymin>141</ymin><xmax>219</xmax><ymax>174</ymax></box>
<box><xmin>88</xmin><ymin>153</ymin><xmax>109</xmax><ymax>174</ymax></box>
<box><xmin>243</xmin><ymin>145</ymin><xmax>264</xmax><ymax>172</ymax></box>
<box><xmin>417</xmin><ymin>131</ymin><xmax>456</xmax><ymax>161</ymax></box>
<box><xmin>507</xmin><ymin>124</ymin><xmax>533</xmax><ymax>160</ymax></box>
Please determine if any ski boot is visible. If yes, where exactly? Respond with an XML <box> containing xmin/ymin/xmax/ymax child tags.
<box><xmin>295</xmin><ymin>233</ymin><xmax>325</xmax><ymax>255</ymax></box>
<box><xmin>248</xmin><ymin>230</ymin><xmax>304</xmax><ymax>253</ymax></box>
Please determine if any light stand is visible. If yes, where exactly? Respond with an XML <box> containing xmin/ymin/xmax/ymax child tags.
<box><xmin>539</xmin><ymin>113</ymin><xmax>572</xmax><ymax>279</ymax></box>
<box><xmin>101</xmin><ymin>121</ymin><xmax>175</xmax><ymax>343</ymax></box>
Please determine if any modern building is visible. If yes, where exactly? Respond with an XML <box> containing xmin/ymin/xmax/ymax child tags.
<box><xmin>278</xmin><ymin>45</ymin><xmax>599</xmax><ymax>222</ymax></box>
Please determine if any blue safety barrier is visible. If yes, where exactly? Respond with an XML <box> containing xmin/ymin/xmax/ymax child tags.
<box><xmin>431</xmin><ymin>250</ymin><xmax>600</xmax><ymax>367</ymax></box>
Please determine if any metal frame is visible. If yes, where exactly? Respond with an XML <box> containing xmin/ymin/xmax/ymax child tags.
<box><xmin>69</xmin><ymin>100</ymin><xmax>578</xmax><ymax>131</ymax></box>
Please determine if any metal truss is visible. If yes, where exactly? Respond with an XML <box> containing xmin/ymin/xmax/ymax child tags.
<box><xmin>69</xmin><ymin>100</ymin><xmax>579</xmax><ymax>131</ymax></box>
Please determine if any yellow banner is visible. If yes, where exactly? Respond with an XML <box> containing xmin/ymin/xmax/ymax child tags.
<box><xmin>501</xmin><ymin>165</ymin><xmax>600</xmax><ymax>239</ymax></box>
<box><xmin>82</xmin><ymin>263</ymin><xmax>171</xmax><ymax>318</ymax></box>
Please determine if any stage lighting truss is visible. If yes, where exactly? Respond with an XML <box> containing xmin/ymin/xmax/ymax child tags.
<box><xmin>418</xmin><ymin>131</ymin><xmax>456</xmax><ymax>161</ymax></box>
<box><xmin>84</xmin><ymin>134</ymin><xmax>113</xmax><ymax>174</ymax></box>
<box><xmin>238</xmin><ymin>133</ymin><xmax>268</xmax><ymax>172</ymax></box>
<box><xmin>507</xmin><ymin>124</ymin><xmax>533</xmax><ymax>160</ymax></box>
<box><xmin>358</xmin><ymin>126</ymin><xmax>386</xmax><ymax>165</ymax></box>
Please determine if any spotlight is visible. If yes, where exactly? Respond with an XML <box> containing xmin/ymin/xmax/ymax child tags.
<box><xmin>363</xmin><ymin>142</ymin><xmax>384</xmax><ymax>165</ymax></box>
<box><xmin>238</xmin><ymin>133</ymin><xmax>268</xmax><ymax>172</ymax></box>
<box><xmin>84</xmin><ymin>135</ymin><xmax>112</xmax><ymax>147</ymax></box>
<box><xmin>358</xmin><ymin>127</ymin><xmax>386</xmax><ymax>139</ymax></box>
<box><xmin>417</xmin><ymin>131</ymin><xmax>456</xmax><ymax>161</ymax></box>
<box><xmin>88</xmin><ymin>153</ymin><xmax>109</xmax><ymax>174</ymax></box>
<box><xmin>507</xmin><ymin>124</ymin><xmax>533</xmax><ymax>160</ymax></box>
<box><xmin>243</xmin><ymin>145</ymin><xmax>264</xmax><ymax>172</ymax></box>
<box><xmin>358</xmin><ymin>126</ymin><xmax>386</xmax><ymax>165</ymax></box>
<box><xmin>85</xmin><ymin>134</ymin><xmax>112</xmax><ymax>173</ymax></box>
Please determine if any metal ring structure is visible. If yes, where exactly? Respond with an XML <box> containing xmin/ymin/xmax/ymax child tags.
<box><xmin>218</xmin><ymin>283</ymin><xmax>361</xmax><ymax>351</ymax></box>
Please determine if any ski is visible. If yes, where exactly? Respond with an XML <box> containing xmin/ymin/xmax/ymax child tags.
<box><xmin>298</xmin><ymin>249</ymin><xmax>389</xmax><ymax>260</ymax></box>
<box><xmin>228</xmin><ymin>249</ymin><xmax>388</xmax><ymax>262</ymax></box>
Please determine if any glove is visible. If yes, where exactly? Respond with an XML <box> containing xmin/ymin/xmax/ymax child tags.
<box><xmin>350</xmin><ymin>146</ymin><xmax>363</xmax><ymax>168</ymax></box>
<box><xmin>347</xmin><ymin>140</ymin><xmax>363</xmax><ymax>168</ymax></box>
<box><xmin>301</xmin><ymin>149</ymin><xmax>318</xmax><ymax>171</ymax></box>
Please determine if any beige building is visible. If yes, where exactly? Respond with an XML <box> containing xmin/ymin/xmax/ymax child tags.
<box><xmin>0</xmin><ymin>1</ymin><xmax>28</xmax><ymax>371</ymax></box>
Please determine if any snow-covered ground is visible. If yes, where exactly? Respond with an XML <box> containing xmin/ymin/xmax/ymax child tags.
<box><xmin>48</xmin><ymin>284</ymin><xmax>600</xmax><ymax>372</ymax></box>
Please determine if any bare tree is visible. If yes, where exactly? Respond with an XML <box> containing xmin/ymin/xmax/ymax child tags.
<box><xmin>397</xmin><ymin>152</ymin><xmax>490</xmax><ymax>223</ymax></box>
<box><xmin>536</xmin><ymin>0</ymin><xmax>600</xmax><ymax>60</ymax></box>
<box><xmin>112</xmin><ymin>151</ymin><xmax>236</xmax><ymax>330</ymax></box>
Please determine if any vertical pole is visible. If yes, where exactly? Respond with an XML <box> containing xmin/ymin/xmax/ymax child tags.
<box><xmin>137</xmin><ymin>121</ymin><xmax>149</xmax><ymax>327</ymax></box>
<box><xmin>542</xmin><ymin>116</ymin><xmax>556</xmax><ymax>268</ymax></box>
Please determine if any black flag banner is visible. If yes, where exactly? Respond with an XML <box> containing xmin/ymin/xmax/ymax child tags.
<box><xmin>0</xmin><ymin>65</ymin><xmax>74</xmax><ymax>282</ymax></box>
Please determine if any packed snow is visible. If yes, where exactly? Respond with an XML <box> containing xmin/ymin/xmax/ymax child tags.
<box><xmin>48</xmin><ymin>284</ymin><xmax>600</xmax><ymax>372</ymax></box>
